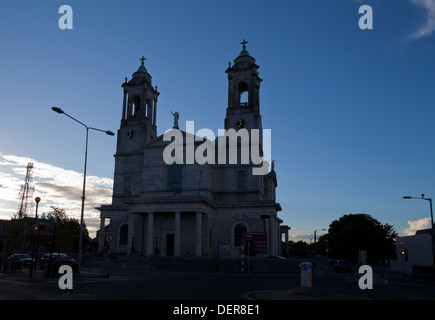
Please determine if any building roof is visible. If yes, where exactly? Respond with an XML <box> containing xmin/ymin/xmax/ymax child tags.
<box><xmin>415</xmin><ymin>228</ymin><xmax>432</xmax><ymax>235</ymax></box>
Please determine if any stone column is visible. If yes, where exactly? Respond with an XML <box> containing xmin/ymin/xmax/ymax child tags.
<box><xmin>265</xmin><ymin>218</ymin><xmax>270</xmax><ymax>255</ymax></box>
<box><xmin>141</xmin><ymin>100</ymin><xmax>146</xmax><ymax>118</ymax></box>
<box><xmin>147</xmin><ymin>101</ymin><xmax>152</xmax><ymax>120</ymax></box>
<box><xmin>174</xmin><ymin>212</ymin><xmax>181</xmax><ymax>257</ymax></box>
<box><xmin>195</xmin><ymin>212</ymin><xmax>202</xmax><ymax>257</ymax></box>
<box><xmin>269</xmin><ymin>216</ymin><xmax>277</xmax><ymax>256</ymax></box>
<box><xmin>128</xmin><ymin>212</ymin><xmax>135</xmax><ymax>254</ymax></box>
<box><xmin>98</xmin><ymin>217</ymin><xmax>105</xmax><ymax>253</ymax></box>
<box><xmin>153</xmin><ymin>99</ymin><xmax>157</xmax><ymax>126</ymax></box>
<box><xmin>228</xmin><ymin>77</ymin><xmax>232</xmax><ymax>107</ymax></box>
<box><xmin>127</xmin><ymin>99</ymin><xmax>132</xmax><ymax>119</ymax></box>
<box><xmin>284</xmin><ymin>229</ymin><xmax>289</xmax><ymax>256</ymax></box>
<box><xmin>146</xmin><ymin>212</ymin><xmax>154</xmax><ymax>256</ymax></box>
<box><xmin>122</xmin><ymin>91</ymin><xmax>127</xmax><ymax>120</ymax></box>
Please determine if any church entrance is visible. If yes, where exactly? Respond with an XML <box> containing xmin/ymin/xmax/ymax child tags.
<box><xmin>166</xmin><ymin>233</ymin><xmax>174</xmax><ymax>256</ymax></box>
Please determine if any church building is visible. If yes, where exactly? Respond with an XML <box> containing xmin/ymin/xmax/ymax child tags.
<box><xmin>97</xmin><ymin>42</ymin><xmax>285</xmax><ymax>258</ymax></box>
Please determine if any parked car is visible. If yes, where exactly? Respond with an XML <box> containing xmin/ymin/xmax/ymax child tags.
<box><xmin>40</xmin><ymin>253</ymin><xmax>77</xmax><ymax>269</ymax></box>
<box><xmin>334</xmin><ymin>259</ymin><xmax>352</xmax><ymax>273</ymax></box>
<box><xmin>7</xmin><ymin>253</ymin><xmax>34</xmax><ymax>267</ymax></box>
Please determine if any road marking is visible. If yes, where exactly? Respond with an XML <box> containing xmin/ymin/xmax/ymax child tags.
<box><xmin>346</xmin><ymin>277</ymin><xmax>388</xmax><ymax>285</ymax></box>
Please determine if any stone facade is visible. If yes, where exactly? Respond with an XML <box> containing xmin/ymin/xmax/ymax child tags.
<box><xmin>97</xmin><ymin>44</ymin><xmax>284</xmax><ymax>258</ymax></box>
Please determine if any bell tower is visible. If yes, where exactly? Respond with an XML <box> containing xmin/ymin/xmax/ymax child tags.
<box><xmin>225</xmin><ymin>40</ymin><xmax>263</xmax><ymax>132</ymax></box>
<box><xmin>117</xmin><ymin>56</ymin><xmax>159</xmax><ymax>155</ymax></box>
<box><xmin>112</xmin><ymin>57</ymin><xmax>160</xmax><ymax>201</ymax></box>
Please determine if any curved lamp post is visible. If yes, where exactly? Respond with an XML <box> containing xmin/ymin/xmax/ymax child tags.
<box><xmin>52</xmin><ymin>107</ymin><xmax>114</xmax><ymax>273</ymax></box>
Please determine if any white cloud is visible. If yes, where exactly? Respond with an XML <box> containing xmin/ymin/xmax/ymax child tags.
<box><xmin>288</xmin><ymin>227</ymin><xmax>326</xmax><ymax>242</ymax></box>
<box><xmin>404</xmin><ymin>217</ymin><xmax>431</xmax><ymax>235</ymax></box>
<box><xmin>0</xmin><ymin>153</ymin><xmax>113</xmax><ymax>237</ymax></box>
<box><xmin>409</xmin><ymin>0</ymin><xmax>435</xmax><ymax>39</ymax></box>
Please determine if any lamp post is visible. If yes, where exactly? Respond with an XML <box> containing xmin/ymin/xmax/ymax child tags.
<box><xmin>52</xmin><ymin>107</ymin><xmax>114</xmax><ymax>273</ymax></box>
<box><xmin>403</xmin><ymin>194</ymin><xmax>435</xmax><ymax>267</ymax></box>
<box><xmin>29</xmin><ymin>196</ymin><xmax>41</xmax><ymax>277</ymax></box>
<box><xmin>34</xmin><ymin>196</ymin><xmax>41</xmax><ymax>275</ymax></box>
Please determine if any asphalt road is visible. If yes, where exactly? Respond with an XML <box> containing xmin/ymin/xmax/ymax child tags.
<box><xmin>1</xmin><ymin>260</ymin><xmax>434</xmax><ymax>301</ymax></box>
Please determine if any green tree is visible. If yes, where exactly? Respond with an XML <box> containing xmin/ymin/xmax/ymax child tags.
<box><xmin>320</xmin><ymin>213</ymin><xmax>397</xmax><ymax>263</ymax></box>
<box><xmin>289</xmin><ymin>240</ymin><xmax>309</xmax><ymax>250</ymax></box>
<box><xmin>42</xmin><ymin>207</ymin><xmax>90</xmax><ymax>253</ymax></box>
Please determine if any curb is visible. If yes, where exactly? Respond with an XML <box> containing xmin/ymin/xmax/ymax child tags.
<box><xmin>245</xmin><ymin>287</ymin><xmax>359</xmax><ymax>300</ymax></box>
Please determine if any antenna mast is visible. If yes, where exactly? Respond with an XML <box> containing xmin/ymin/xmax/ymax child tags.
<box><xmin>17</xmin><ymin>162</ymin><xmax>35</xmax><ymax>218</ymax></box>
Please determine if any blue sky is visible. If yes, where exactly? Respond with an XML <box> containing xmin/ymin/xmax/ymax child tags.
<box><xmin>1</xmin><ymin>0</ymin><xmax>435</xmax><ymax>240</ymax></box>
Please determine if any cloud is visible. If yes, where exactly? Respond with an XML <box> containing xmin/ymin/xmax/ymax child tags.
<box><xmin>409</xmin><ymin>0</ymin><xmax>435</xmax><ymax>39</ymax></box>
<box><xmin>404</xmin><ymin>217</ymin><xmax>431</xmax><ymax>235</ymax></box>
<box><xmin>0</xmin><ymin>153</ymin><xmax>113</xmax><ymax>237</ymax></box>
<box><xmin>287</xmin><ymin>227</ymin><xmax>327</xmax><ymax>242</ymax></box>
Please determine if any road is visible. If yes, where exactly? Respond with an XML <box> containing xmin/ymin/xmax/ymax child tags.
<box><xmin>1</xmin><ymin>260</ymin><xmax>434</xmax><ymax>301</ymax></box>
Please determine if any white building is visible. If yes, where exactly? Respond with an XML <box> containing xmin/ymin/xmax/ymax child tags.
<box><xmin>390</xmin><ymin>229</ymin><xmax>433</xmax><ymax>274</ymax></box>
<box><xmin>97</xmin><ymin>43</ymin><xmax>285</xmax><ymax>258</ymax></box>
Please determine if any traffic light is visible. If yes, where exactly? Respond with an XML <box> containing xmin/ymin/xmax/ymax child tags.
<box><xmin>401</xmin><ymin>248</ymin><xmax>409</xmax><ymax>262</ymax></box>
<box><xmin>34</xmin><ymin>225</ymin><xmax>39</xmax><ymax>231</ymax></box>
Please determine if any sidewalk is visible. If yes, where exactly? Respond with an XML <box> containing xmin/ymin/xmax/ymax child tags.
<box><xmin>247</xmin><ymin>287</ymin><xmax>359</xmax><ymax>300</ymax></box>
<box><xmin>1</xmin><ymin>268</ymin><xmax>48</xmax><ymax>282</ymax></box>
<box><xmin>0</xmin><ymin>265</ymin><xmax>111</xmax><ymax>282</ymax></box>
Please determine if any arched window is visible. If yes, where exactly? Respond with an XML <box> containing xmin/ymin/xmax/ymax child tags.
<box><xmin>119</xmin><ymin>224</ymin><xmax>128</xmax><ymax>246</ymax></box>
<box><xmin>132</xmin><ymin>96</ymin><xmax>141</xmax><ymax>118</ymax></box>
<box><xmin>234</xmin><ymin>223</ymin><xmax>247</xmax><ymax>247</ymax></box>
<box><xmin>240</xmin><ymin>91</ymin><xmax>248</xmax><ymax>106</ymax></box>
<box><xmin>238</xmin><ymin>82</ymin><xmax>249</xmax><ymax>107</ymax></box>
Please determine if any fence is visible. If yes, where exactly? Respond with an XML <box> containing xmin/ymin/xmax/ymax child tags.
<box><xmin>2</xmin><ymin>260</ymin><xmax>23</xmax><ymax>272</ymax></box>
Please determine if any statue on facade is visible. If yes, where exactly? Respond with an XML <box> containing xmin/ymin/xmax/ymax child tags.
<box><xmin>171</xmin><ymin>111</ymin><xmax>179</xmax><ymax>129</ymax></box>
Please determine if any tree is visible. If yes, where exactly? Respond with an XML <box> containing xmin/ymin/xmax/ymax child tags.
<box><xmin>42</xmin><ymin>207</ymin><xmax>90</xmax><ymax>253</ymax></box>
<box><xmin>289</xmin><ymin>240</ymin><xmax>309</xmax><ymax>250</ymax></box>
<box><xmin>288</xmin><ymin>240</ymin><xmax>310</xmax><ymax>258</ymax></box>
<box><xmin>320</xmin><ymin>213</ymin><xmax>397</xmax><ymax>263</ymax></box>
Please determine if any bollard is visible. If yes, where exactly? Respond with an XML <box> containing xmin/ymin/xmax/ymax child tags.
<box><xmin>300</xmin><ymin>262</ymin><xmax>312</xmax><ymax>288</ymax></box>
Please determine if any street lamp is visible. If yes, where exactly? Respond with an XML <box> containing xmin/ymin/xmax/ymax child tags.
<box><xmin>403</xmin><ymin>194</ymin><xmax>435</xmax><ymax>267</ymax></box>
<box><xmin>52</xmin><ymin>107</ymin><xmax>114</xmax><ymax>273</ymax></box>
<box><xmin>29</xmin><ymin>196</ymin><xmax>41</xmax><ymax>277</ymax></box>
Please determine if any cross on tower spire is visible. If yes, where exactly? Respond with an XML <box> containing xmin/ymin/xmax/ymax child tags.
<box><xmin>241</xmin><ymin>39</ymin><xmax>248</xmax><ymax>49</ymax></box>
<box><xmin>238</xmin><ymin>39</ymin><xmax>250</xmax><ymax>57</ymax></box>
<box><xmin>136</xmin><ymin>56</ymin><xmax>149</xmax><ymax>74</ymax></box>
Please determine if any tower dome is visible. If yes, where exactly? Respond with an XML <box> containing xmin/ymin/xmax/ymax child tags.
<box><xmin>136</xmin><ymin>56</ymin><xmax>148</xmax><ymax>74</ymax></box>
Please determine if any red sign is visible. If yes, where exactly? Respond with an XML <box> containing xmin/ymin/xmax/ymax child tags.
<box><xmin>242</xmin><ymin>232</ymin><xmax>267</xmax><ymax>255</ymax></box>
